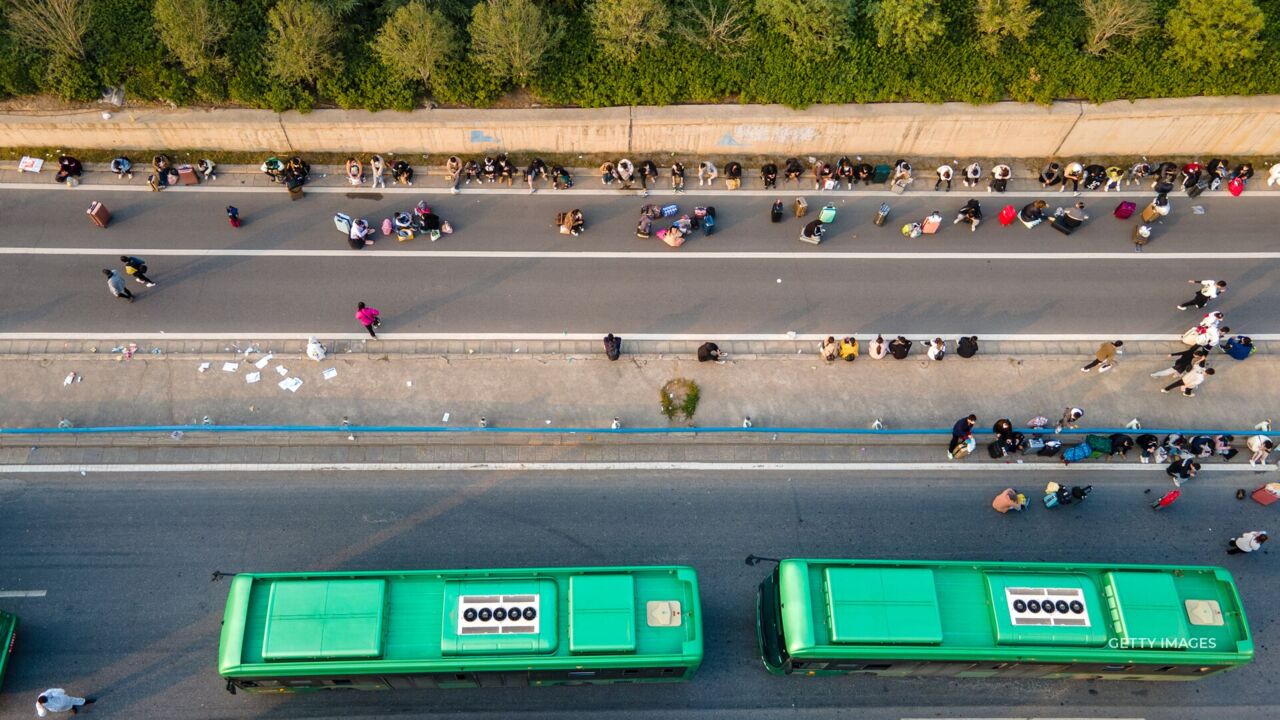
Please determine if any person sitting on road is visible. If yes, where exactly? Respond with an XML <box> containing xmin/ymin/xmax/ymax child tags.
<box><xmin>1181</xmin><ymin>161</ymin><xmax>1203</xmax><ymax>189</ymax></box>
<box><xmin>962</xmin><ymin>161</ymin><xmax>982</xmax><ymax>188</ymax></box>
<box><xmin>725</xmin><ymin>161</ymin><xmax>743</xmax><ymax>190</ymax></box>
<box><xmin>1103</xmin><ymin>166</ymin><xmax>1124</xmax><ymax>192</ymax></box>
<box><xmin>813</xmin><ymin>160</ymin><xmax>833</xmax><ymax>190</ymax></box>
<box><xmin>600</xmin><ymin>161</ymin><xmax>617</xmax><ymax>185</ymax></box>
<box><xmin>698</xmin><ymin>160</ymin><xmax>718</xmax><ymax>187</ymax></box>
<box><xmin>551</xmin><ymin>164</ymin><xmax>574</xmax><ymax>190</ymax></box>
<box><xmin>558</xmin><ymin>209</ymin><xmax>585</xmax><ymax>236</ymax></box>
<box><xmin>1232</xmin><ymin>162</ymin><xmax>1254</xmax><ymax>183</ymax></box>
<box><xmin>800</xmin><ymin>218</ymin><xmax>824</xmax><ymax>242</ymax></box>
<box><xmin>697</xmin><ymin>342</ymin><xmax>725</xmax><ymax>363</ymax></box>
<box><xmin>392</xmin><ymin>159</ymin><xmax>414</xmax><ymax>185</ymax></box>
<box><xmin>1038</xmin><ymin>162</ymin><xmax>1062</xmax><ymax>187</ymax></box>
<box><xmin>989</xmin><ymin>164</ymin><xmax>1012</xmax><ymax>192</ymax></box>
<box><xmin>1248</xmin><ymin>435</ymin><xmax>1275</xmax><ymax>466</ymax></box>
<box><xmin>670</xmin><ymin>161</ymin><xmax>686</xmax><ymax>191</ymax></box>
<box><xmin>888</xmin><ymin>335</ymin><xmax>912</xmax><ymax>359</ymax></box>
<box><xmin>836</xmin><ymin>157</ymin><xmax>855</xmax><ymax>189</ymax></box>
<box><xmin>110</xmin><ymin>156</ymin><xmax>133</xmax><ymax>179</ymax></box>
<box><xmin>922</xmin><ymin>337</ymin><xmax>947</xmax><ymax>361</ymax></box>
<box><xmin>958</xmin><ymin>336</ymin><xmax>979</xmax><ymax>358</ymax></box>
<box><xmin>820</xmin><ymin>336</ymin><xmax>838</xmax><ymax>362</ymax></box>
<box><xmin>260</xmin><ymin>157</ymin><xmax>285</xmax><ymax>183</ymax></box>
<box><xmin>954</xmin><ymin>199</ymin><xmax>982</xmax><ymax>231</ymax></box>
<box><xmin>616</xmin><ymin>158</ymin><xmax>636</xmax><ymax>189</ymax></box>
<box><xmin>838</xmin><ymin>336</ymin><xmax>859</xmax><ymax>361</ymax></box>
<box><xmin>784</xmin><ymin>157</ymin><xmax>804</xmax><ymax>184</ymax></box>
<box><xmin>1019</xmin><ymin>200</ymin><xmax>1048</xmax><ymax>227</ymax></box>
<box><xmin>497</xmin><ymin>154</ymin><xmax>517</xmax><ymax>186</ymax></box>
<box><xmin>54</xmin><ymin>155</ymin><xmax>83</xmax><ymax>184</ymax></box>
<box><xmin>855</xmin><ymin>160</ymin><xmax>875</xmax><ymax>185</ymax></box>
<box><xmin>349</xmin><ymin>218</ymin><xmax>374</xmax><ymax>249</ymax></box>
<box><xmin>1126</xmin><ymin>160</ymin><xmax>1151</xmax><ymax>186</ymax></box>
<box><xmin>869</xmin><ymin>334</ymin><xmax>888</xmax><ymax>359</ymax></box>
<box><xmin>1053</xmin><ymin>201</ymin><xmax>1088</xmax><ymax>232</ymax></box>
<box><xmin>891</xmin><ymin>159</ymin><xmax>912</xmax><ymax>184</ymax></box>
<box><xmin>760</xmin><ymin>162</ymin><xmax>778</xmax><ymax>189</ymax></box>
<box><xmin>635</xmin><ymin>212</ymin><xmax>653</xmax><ymax>239</ymax></box>
<box><xmin>639</xmin><ymin>159</ymin><xmax>660</xmax><ymax>188</ymax></box>
<box><xmin>285</xmin><ymin>156</ymin><xmax>310</xmax><ymax>182</ymax></box>
<box><xmin>481</xmin><ymin>156</ymin><xmax>498</xmax><ymax>182</ymax></box>
<box><xmin>345</xmin><ymin>157</ymin><xmax>364</xmax><ymax>186</ymax></box>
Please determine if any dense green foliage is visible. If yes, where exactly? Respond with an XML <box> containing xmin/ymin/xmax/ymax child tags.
<box><xmin>0</xmin><ymin>0</ymin><xmax>1276</xmax><ymax>109</ymax></box>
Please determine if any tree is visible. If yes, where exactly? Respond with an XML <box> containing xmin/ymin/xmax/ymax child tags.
<box><xmin>265</xmin><ymin>0</ymin><xmax>340</xmax><ymax>85</ymax></box>
<box><xmin>674</xmin><ymin>0</ymin><xmax>750</xmax><ymax>58</ymax></box>
<box><xmin>870</xmin><ymin>0</ymin><xmax>945</xmax><ymax>54</ymax></box>
<box><xmin>154</xmin><ymin>0</ymin><xmax>229</xmax><ymax>76</ymax></box>
<box><xmin>374</xmin><ymin>1</ymin><xmax>457</xmax><ymax>92</ymax></box>
<box><xmin>5</xmin><ymin>0</ymin><xmax>89</xmax><ymax>59</ymax></box>
<box><xmin>754</xmin><ymin>0</ymin><xmax>851</xmax><ymax>56</ymax></box>
<box><xmin>469</xmin><ymin>0</ymin><xmax>561</xmax><ymax>85</ymax></box>
<box><xmin>974</xmin><ymin>0</ymin><xmax>1040</xmax><ymax>55</ymax></box>
<box><xmin>1081</xmin><ymin>0</ymin><xmax>1153</xmax><ymax>55</ymax></box>
<box><xmin>1165</xmin><ymin>0</ymin><xmax>1263</xmax><ymax>69</ymax></box>
<box><xmin>588</xmin><ymin>0</ymin><xmax>671</xmax><ymax>62</ymax></box>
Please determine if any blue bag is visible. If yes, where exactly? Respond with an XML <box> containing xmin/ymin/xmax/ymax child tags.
<box><xmin>661</xmin><ymin>204</ymin><xmax>679</xmax><ymax>217</ymax></box>
<box><xmin>1062</xmin><ymin>442</ymin><xmax>1092</xmax><ymax>463</ymax></box>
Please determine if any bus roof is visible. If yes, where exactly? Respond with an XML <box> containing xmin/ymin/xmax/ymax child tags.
<box><xmin>778</xmin><ymin>559</ymin><xmax>1252</xmax><ymax>665</ymax></box>
<box><xmin>218</xmin><ymin>566</ymin><xmax>701</xmax><ymax>677</ymax></box>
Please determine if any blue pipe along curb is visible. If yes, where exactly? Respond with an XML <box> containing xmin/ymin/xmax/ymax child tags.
<box><xmin>0</xmin><ymin>425</ymin><xmax>1274</xmax><ymax>437</ymax></box>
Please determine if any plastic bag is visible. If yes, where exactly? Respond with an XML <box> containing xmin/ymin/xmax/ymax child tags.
<box><xmin>306</xmin><ymin>337</ymin><xmax>327</xmax><ymax>362</ymax></box>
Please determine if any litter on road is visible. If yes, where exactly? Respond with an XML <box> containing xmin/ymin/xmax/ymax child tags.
<box><xmin>245</xmin><ymin>372</ymin><xmax>261</xmax><ymax>384</ymax></box>
<box><xmin>221</xmin><ymin>362</ymin><xmax>238</xmax><ymax>372</ymax></box>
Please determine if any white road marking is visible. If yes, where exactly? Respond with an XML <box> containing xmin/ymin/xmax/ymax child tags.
<box><xmin>0</xmin><ymin>246</ymin><xmax>1276</xmax><ymax>261</ymax></box>
<box><xmin>0</xmin><ymin>462</ymin><xmax>1269</xmax><ymax>474</ymax></box>
<box><xmin>1</xmin><ymin>332</ymin><xmax>1278</xmax><ymax>342</ymax></box>
<box><xmin>0</xmin><ymin>590</ymin><xmax>47</xmax><ymax>598</ymax></box>
<box><xmin>0</xmin><ymin>180</ymin><xmax>1271</xmax><ymax>200</ymax></box>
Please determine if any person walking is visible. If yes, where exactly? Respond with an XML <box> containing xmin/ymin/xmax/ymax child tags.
<box><xmin>1227</xmin><ymin>531</ymin><xmax>1268</xmax><ymax>554</ymax></box>
<box><xmin>103</xmin><ymin>269</ymin><xmax>133</xmax><ymax>302</ymax></box>
<box><xmin>1055</xmin><ymin>407</ymin><xmax>1084</xmax><ymax>433</ymax></box>
<box><xmin>226</xmin><ymin>205</ymin><xmax>241</xmax><ymax>228</ymax></box>
<box><xmin>1177</xmin><ymin>280</ymin><xmax>1227</xmax><ymax>311</ymax></box>
<box><xmin>36</xmin><ymin>689</ymin><xmax>94</xmax><ymax>716</ymax></box>
<box><xmin>1081</xmin><ymin>340</ymin><xmax>1123</xmax><ymax>372</ymax></box>
<box><xmin>1162</xmin><ymin>365</ymin><xmax>1214</xmax><ymax>397</ymax></box>
<box><xmin>949</xmin><ymin>415</ymin><xmax>977</xmax><ymax>457</ymax></box>
<box><xmin>119</xmin><ymin>256</ymin><xmax>156</xmax><ymax>287</ymax></box>
<box><xmin>1151</xmin><ymin>346</ymin><xmax>1208</xmax><ymax>377</ymax></box>
<box><xmin>355</xmin><ymin>301</ymin><xmax>380</xmax><ymax>339</ymax></box>
<box><xmin>1166</xmin><ymin>457</ymin><xmax>1200</xmax><ymax>487</ymax></box>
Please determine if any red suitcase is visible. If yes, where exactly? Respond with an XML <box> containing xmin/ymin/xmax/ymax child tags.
<box><xmin>177</xmin><ymin>164</ymin><xmax>199</xmax><ymax>185</ymax></box>
<box><xmin>1114</xmin><ymin>200</ymin><xmax>1136</xmax><ymax>219</ymax></box>
<box><xmin>998</xmin><ymin>204</ymin><xmax>1017</xmax><ymax>226</ymax></box>
<box><xmin>86</xmin><ymin>201</ymin><xmax>111</xmax><ymax>228</ymax></box>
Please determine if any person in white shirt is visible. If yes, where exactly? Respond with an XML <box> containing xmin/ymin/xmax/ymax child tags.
<box><xmin>1178</xmin><ymin>280</ymin><xmax>1227</xmax><ymax>310</ymax></box>
<box><xmin>697</xmin><ymin>161</ymin><xmax>717</xmax><ymax>186</ymax></box>
<box><xmin>868</xmin><ymin>334</ymin><xmax>888</xmax><ymax>359</ymax></box>
<box><xmin>36</xmin><ymin>689</ymin><xmax>93</xmax><ymax>716</ymax></box>
<box><xmin>1200</xmin><ymin>311</ymin><xmax>1224</xmax><ymax>328</ymax></box>
<box><xmin>962</xmin><ymin>162</ymin><xmax>982</xmax><ymax>187</ymax></box>
<box><xmin>1162</xmin><ymin>365</ymin><xmax>1214</xmax><ymax>397</ymax></box>
<box><xmin>922</xmin><ymin>337</ymin><xmax>946</xmax><ymax>361</ymax></box>
<box><xmin>1248</xmin><ymin>435</ymin><xmax>1275</xmax><ymax>466</ymax></box>
<box><xmin>934</xmin><ymin>164</ymin><xmax>953</xmax><ymax>191</ymax></box>
<box><xmin>1227</xmin><ymin>530</ymin><xmax>1268</xmax><ymax>554</ymax></box>
<box><xmin>1063</xmin><ymin>161</ymin><xmax>1084</xmax><ymax>193</ymax></box>
<box><xmin>369</xmin><ymin>155</ymin><xmax>385</xmax><ymax>189</ymax></box>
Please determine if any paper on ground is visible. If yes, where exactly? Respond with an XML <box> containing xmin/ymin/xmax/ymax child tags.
<box><xmin>322</xmin><ymin>368</ymin><xmax>338</xmax><ymax>380</ymax></box>
<box><xmin>245</xmin><ymin>372</ymin><xmax>261</xmax><ymax>384</ymax></box>
<box><xmin>254</xmin><ymin>355</ymin><xmax>273</xmax><ymax>369</ymax></box>
<box><xmin>198</xmin><ymin>362</ymin><xmax>211</xmax><ymax>372</ymax></box>
<box><xmin>275</xmin><ymin>366</ymin><xmax>288</xmax><ymax>376</ymax></box>
<box><xmin>222</xmin><ymin>362</ymin><xmax>239</xmax><ymax>372</ymax></box>
<box><xmin>278</xmin><ymin>377</ymin><xmax>303</xmax><ymax>393</ymax></box>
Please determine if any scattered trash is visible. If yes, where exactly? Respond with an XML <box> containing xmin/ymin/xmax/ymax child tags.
<box><xmin>245</xmin><ymin>371</ymin><xmax>261</xmax><ymax>384</ymax></box>
<box><xmin>777</xmin><ymin>278</ymin><xmax>782</xmax><ymax>283</ymax></box>
<box><xmin>198</xmin><ymin>362</ymin><xmax>211</xmax><ymax>373</ymax></box>
<box><xmin>1192</xmin><ymin>205</ymin><xmax>1205</xmax><ymax>215</ymax></box>
<box><xmin>322</xmin><ymin>368</ymin><xmax>338</xmax><ymax>380</ymax></box>
<box><xmin>442</xmin><ymin>412</ymin><xmax>450</xmax><ymax>422</ymax></box>
<box><xmin>171</xmin><ymin>430</ymin><xmax>183</xmax><ymax>440</ymax></box>
<box><xmin>545</xmin><ymin>420</ymin><xmax>552</xmax><ymax>425</ymax></box>
<box><xmin>63</xmin><ymin>372</ymin><xmax>77</xmax><ymax>386</ymax></box>
<box><xmin>306</xmin><ymin>337</ymin><xmax>327</xmax><ymax>361</ymax></box>
<box><xmin>123</xmin><ymin>343</ymin><xmax>137</xmax><ymax>360</ymax></box>
<box><xmin>278</xmin><ymin>377</ymin><xmax>303</xmax><ymax>393</ymax></box>
<box><xmin>57</xmin><ymin>418</ymin><xmax>73</xmax><ymax>428</ymax></box>
<box><xmin>243</xmin><ymin>345</ymin><xmax>259</xmax><ymax>357</ymax></box>
<box><xmin>202</xmin><ymin>416</ymin><xmax>213</xmax><ymax>425</ymax></box>
<box><xmin>275</xmin><ymin>366</ymin><xmax>288</xmax><ymax>376</ymax></box>
<box><xmin>18</xmin><ymin>156</ymin><xmax>43</xmax><ymax>173</ymax></box>
<box><xmin>151</xmin><ymin>348</ymin><xmax>163</xmax><ymax>355</ymax></box>
<box><xmin>221</xmin><ymin>362</ymin><xmax>239</xmax><ymax>372</ymax></box>
<box><xmin>254</xmin><ymin>355</ymin><xmax>273</xmax><ymax>369</ymax></box>
<box><xmin>406</xmin><ymin>380</ymin><xmax>413</xmax><ymax>387</ymax></box>
<box><xmin>786</xmin><ymin>331</ymin><xmax>797</xmax><ymax>339</ymax></box>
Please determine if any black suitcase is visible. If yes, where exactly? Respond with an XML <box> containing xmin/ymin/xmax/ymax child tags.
<box><xmin>770</xmin><ymin>201</ymin><xmax>783</xmax><ymax>223</ymax></box>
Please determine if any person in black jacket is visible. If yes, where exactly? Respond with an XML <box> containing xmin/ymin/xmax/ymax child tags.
<box><xmin>725</xmin><ymin>161</ymin><xmax>743</xmax><ymax>190</ymax></box>
<box><xmin>760</xmin><ymin>162</ymin><xmax>778</xmax><ymax>189</ymax></box>
<box><xmin>603</xmin><ymin>333</ymin><xmax>622</xmax><ymax>360</ymax></box>
<box><xmin>784</xmin><ymin>158</ymin><xmax>804</xmax><ymax>185</ymax></box>
<box><xmin>697</xmin><ymin>342</ymin><xmax>725</xmax><ymax>363</ymax></box>
<box><xmin>957</xmin><ymin>336</ymin><xmax>979</xmax><ymax>358</ymax></box>
<box><xmin>888</xmin><ymin>336</ymin><xmax>912</xmax><ymax>359</ymax></box>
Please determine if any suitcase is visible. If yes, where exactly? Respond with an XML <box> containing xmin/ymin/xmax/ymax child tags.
<box><xmin>921</xmin><ymin>217</ymin><xmax>941</xmax><ymax>234</ymax></box>
<box><xmin>1228</xmin><ymin>177</ymin><xmax>1244</xmax><ymax>196</ymax></box>
<box><xmin>998</xmin><ymin>205</ymin><xmax>1017</xmax><ymax>226</ymax></box>
<box><xmin>1114</xmin><ymin>201</ymin><xmax>1136</xmax><ymax>219</ymax></box>
<box><xmin>1141</xmin><ymin>204</ymin><xmax>1159</xmax><ymax>223</ymax></box>
<box><xmin>818</xmin><ymin>204</ymin><xmax>836</xmax><ymax>223</ymax></box>
<box><xmin>661</xmin><ymin>204</ymin><xmax>679</xmax><ymax>217</ymax></box>
<box><xmin>1187</xmin><ymin>182</ymin><xmax>1207</xmax><ymax>198</ymax></box>
<box><xmin>657</xmin><ymin>228</ymin><xmax>684</xmax><ymax>247</ymax></box>
<box><xmin>334</xmin><ymin>212</ymin><xmax>352</xmax><ymax>234</ymax></box>
<box><xmin>86</xmin><ymin>201</ymin><xmax>111</xmax><ymax>228</ymax></box>
<box><xmin>287</xmin><ymin>179</ymin><xmax>304</xmax><ymax>200</ymax></box>
<box><xmin>890</xmin><ymin>179</ymin><xmax>908</xmax><ymax>194</ymax></box>
<box><xmin>770</xmin><ymin>201</ymin><xmax>783</xmax><ymax>223</ymax></box>
<box><xmin>873</xmin><ymin>203</ymin><xmax>890</xmax><ymax>227</ymax></box>
<box><xmin>1252</xmin><ymin>485</ymin><xmax>1280</xmax><ymax>506</ymax></box>
<box><xmin>177</xmin><ymin>164</ymin><xmax>199</xmax><ymax>185</ymax></box>
<box><xmin>1062</xmin><ymin>441</ymin><xmax>1092</xmax><ymax>463</ymax></box>
<box><xmin>1152</xmin><ymin>489</ymin><xmax>1181</xmax><ymax>510</ymax></box>
<box><xmin>873</xmin><ymin>164</ymin><xmax>891</xmax><ymax>183</ymax></box>
<box><xmin>794</xmin><ymin>198</ymin><xmax>808</xmax><ymax>218</ymax></box>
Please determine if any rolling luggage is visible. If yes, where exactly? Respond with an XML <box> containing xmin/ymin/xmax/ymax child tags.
<box><xmin>818</xmin><ymin>204</ymin><xmax>837</xmax><ymax>223</ymax></box>
<box><xmin>793</xmin><ymin>198</ymin><xmax>808</xmax><ymax>218</ymax></box>
<box><xmin>661</xmin><ymin>204</ymin><xmax>679</xmax><ymax>217</ymax></box>
<box><xmin>287</xmin><ymin>176</ymin><xmax>304</xmax><ymax>200</ymax></box>
<box><xmin>891</xmin><ymin>179</ymin><xmax>908</xmax><ymax>194</ymax></box>
<box><xmin>770</xmin><ymin>200</ymin><xmax>784</xmax><ymax>223</ymax></box>
<box><xmin>176</xmin><ymin>164</ymin><xmax>199</xmax><ymax>185</ymax></box>
<box><xmin>1062</xmin><ymin>441</ymin><xmax>1092</xmax><ymax>464</ymax></box>
<box><xmin>703</xmin><ymin>206</ymin><xmax>716</xmax><ymax>236</ymax></box>
<box><xmin>1141</xmin><ymin>203</ymin><xmax>1159</xmax><ymax>223</ymax></box>
<box><xmin>921</xmin><ymin>216</ymin><xmax>941</xmax><ymax>234</ymax></box>
<box><xmin>86</xmin><ymin>201</ymin><xmax>111</xmax><ymax>228</ymax></box>
<box><xmin>1228</xmin><ymin>177</ymin><xmax>1244</xmax><ymax>196</ymax></box>
<box><xmin>333</xmin><ymin>212</ymin><xmax>352</xmax><ymax>234</ymax></box>
<box><xmin>1114</xmin><ymin>201</ymin><xmax>1136</xmax><ymax>219</ymax></box>
<box><xmin>997</xmin><ymin>204</ymin><xmax>1017</xmax><ymax>226</ymax></box>
<box><xmin>873</xmin><ymin>164</ymin><xmax>891</xmax><ymax>184</ymax></box>
<box><xmin>874</xmin><ymin>203</ymin><xmax>890</xmax><ymax>227</ymax></box>
<box><xmin>1152</xmin><ymin>489</ymin><xmax>1181</xmax><ymax>510</ymax></box>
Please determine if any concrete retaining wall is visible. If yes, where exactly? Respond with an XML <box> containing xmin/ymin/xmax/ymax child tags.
<box><xmin>3</xmin><ymin>96</ymin><xmax>1278</xmax><ymax>157</ymax></box>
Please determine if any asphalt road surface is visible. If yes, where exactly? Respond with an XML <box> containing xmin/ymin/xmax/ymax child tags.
<box><xmin>1</xmin><ymin>189</ymin><xmax>1276</xmax><ymax>335</ymax></box>
<box><xmin>0</xmin><ymin>471</ymin><xmax>1275</xmax><ymax>719</ymax></box>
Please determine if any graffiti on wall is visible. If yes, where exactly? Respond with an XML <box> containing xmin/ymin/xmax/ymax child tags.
<box><xmin>717</xmin><ymin>124</ymin><xmax>820</xmax><ymax>147</ymax></box>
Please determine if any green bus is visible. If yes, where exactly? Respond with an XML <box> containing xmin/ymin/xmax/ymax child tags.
<box><xmin>757</xmin><ymin>558</ymin><xmax>1252</xmax><ymax>681</ymax></box>
<box><xmin>218</xmin><ymin>565</ymin><xmax>702</xmax><ymax>693</ymax></box>
<box><xmin>0</xmin><ymin>610</ymin><xmax>15</xmax><ymax>691</ymax></box>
